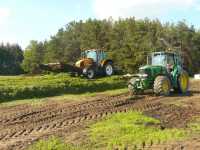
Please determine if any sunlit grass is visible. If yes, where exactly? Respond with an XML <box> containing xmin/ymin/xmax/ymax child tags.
<box><xmin>28</xmin><ymin>136</ymin><xmax>81</xmax><ymax>150</ymax></box>
<box><xmin>188</xmin><ymin>118</ymin><xmax>200</xmax><ymax>133</ymax></box>
<box><xmin>89</xmin><ymin>111</ymin><xmax>186</xmax><ymax>149</ymax></box>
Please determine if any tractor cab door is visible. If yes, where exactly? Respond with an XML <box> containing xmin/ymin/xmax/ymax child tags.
<box><xmin>81</xmin><ymin>51</ymin><xmax>86</xmax><ymax>58</ymax></box>
<box><xmin>166</xmin><ymin>53</ymin><xmax>184</xmax><ymax>73</ymax></box>
<box><xmin>174</xmin><ymin>54</ymin><xmax>183</xmax><ymax>67</ymax></box>
<box><xmin>166</xmin><ymin>53</ymin><xmax>175</xmax><ymax>72</ymax></box>
<box><xmin>97</xmin><ymin>50</ymin><xmax>106</xmax><ymax>65</ymax></box>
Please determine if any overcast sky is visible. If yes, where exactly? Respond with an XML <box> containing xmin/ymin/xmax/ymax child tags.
<box><xmin>0</xmin><ymin>0</ymin><xmax>200</xmax><ymax>49</ymax></box>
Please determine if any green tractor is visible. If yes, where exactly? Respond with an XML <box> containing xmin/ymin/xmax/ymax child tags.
<box><xmin>128</xmin><ymin>51</ymin><xmax>189</xmax><ymax>96</ymax></box>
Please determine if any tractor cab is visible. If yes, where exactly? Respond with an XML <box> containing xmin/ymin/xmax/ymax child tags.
<box><xmin>147</xmin><ymin>52</ymin><xmax>182</xmax><ymax>67</ymax></box>
<box><xmin>81</xmin><ymin>49</ymin><xmax>106</xmax><ymax>64</ymax></box>
<box><xmin>147</xmin><ymin>52</ymin><xmax>182</xmax><ymax>73</ymax></box>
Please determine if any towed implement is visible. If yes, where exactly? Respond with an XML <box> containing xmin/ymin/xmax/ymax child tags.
<box><xmin>128</xmin><ymin>51</ymin><xmax>189</xmax><ymax>96</ymax></box>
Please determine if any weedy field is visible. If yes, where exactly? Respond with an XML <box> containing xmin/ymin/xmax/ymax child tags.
<box><xmin>29</xmin><ymin>111</ymin><xmax>200</xmax><ymax>150</ymax></box>
<box><xmin>0</xmin><ymin>76</ymin><xmax>200</xmax><ymax>150</ymax></box>
<box><xmin>0</xmin><ymin>74</ymin><xmax>126</xmax><ymax>102</ymax></box>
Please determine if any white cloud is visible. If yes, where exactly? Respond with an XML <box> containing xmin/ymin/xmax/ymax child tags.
<box><xmin>93</xmin><ymin>0</ymin><xmax>198</xmax><ymax>19</ymax></box>
<box><xmin>0</xmin><ymin>8</ymin><xmax>11</xmax><ymax>25</ymax></box>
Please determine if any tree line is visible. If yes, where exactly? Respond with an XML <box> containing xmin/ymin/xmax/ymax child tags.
<box><xmin>0</xmin><ymin>43</ymin><xmax>23</xmax><ymax>75</ymax></box>
<box><xmin>1</xmin><ymin>18</ymin><xmax>200</xmax><ymax>75</ymax></box>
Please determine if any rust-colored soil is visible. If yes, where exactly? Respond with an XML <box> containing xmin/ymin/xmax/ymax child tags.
<box><xmin>0</xmin><ymin>80</ymin><xmax>200</xmax><ymax>150</ymax></box>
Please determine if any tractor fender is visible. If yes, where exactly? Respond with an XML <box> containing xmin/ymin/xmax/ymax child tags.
<box><xmin>171</xmin><ymin>65</ymin><xmax>182</xmax><ymax>88</ymax></box>
<box><xmin>101</xmin><ymin>59</ymin><xmax>113</xmax><ymax>67</ymax></box>
<box><xmin>75</xmin><ymin>59</ymin><xmax>84</xmax><ymax>68</ymax></box>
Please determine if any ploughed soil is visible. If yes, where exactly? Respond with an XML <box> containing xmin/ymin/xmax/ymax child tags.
<box><xmin>0</xmin><ymin>79</ymin><xmax>200</xmax><ymax>150</ymax></box>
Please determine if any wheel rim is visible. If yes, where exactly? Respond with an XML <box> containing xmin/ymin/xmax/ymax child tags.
<box><xmin>179</xmin><ymin>74</ymin><xmax>188</xmax><ymax>92</ymax></box>
<box><xmin>87</xmin><ymin>70</ymin><xmax>94</xmax><ymax>79</ymax></box>
<box><xmin>128</xmin><ymin>83</ymin><xmax>135</xmax><ymax>95</ymax></box>
<box><xmin>128</xmin><ymin>83</ymin><xmax>134</xmax><ymax>92</ymax></box>
<box><xmin>105</xmin><ymin>65</ymin><xmax>113</xmax><ymax>75</ymax></box>
<box><xmin>162</xmin><ymin>80</ymin><xmax>170</xmax><ymax>94</ymax></box>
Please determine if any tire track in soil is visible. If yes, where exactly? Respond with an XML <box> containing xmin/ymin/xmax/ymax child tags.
<box><xmin>0</xmin><ymin>94</ymin><xmax>156</xmax><ymax>128</ymax></box>
<box><xmin>0</xmin><ymin>96</ymin><xmax>126</xmax><ymax>127</ymax></box>
<box><xmin>0</xmin><ymin>94</ymin><xmax>163</xmax><ymax>150</ymax></box>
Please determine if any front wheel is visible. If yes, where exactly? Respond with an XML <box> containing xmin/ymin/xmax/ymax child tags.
<box><xmin>154</xmin><ymin>76</ymin><xmax>171</xmax><ymax>96</ymax></box>
<box><xmin>83</xmin><ymin>68</ymin><xmax>95</xmax><ymax>79</ymax></box>
<box><xmin>128</xmin><ymin>78</ymin><xmax>137</xmax><ymax>96</ymax></box>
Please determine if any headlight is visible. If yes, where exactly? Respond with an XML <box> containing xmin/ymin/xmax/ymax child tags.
<box><xmin>83</xmin><ymin>68</ymin><xmax>87</xmax><ymax>74</ymax></box>
<box><xmin>139</xmin><ymin>74</ymin><xmax>148</xmax><ymax>78</ymax></box>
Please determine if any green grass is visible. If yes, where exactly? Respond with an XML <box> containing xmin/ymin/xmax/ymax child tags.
<box><xmin>0</xmin><ymin>74</ymin><xmax>126</xmax><ymax>102</ymax></box>
<box><xmin>89</xmin><ymin>111</ymin><xmax>186</xmax><ymax>149</ymax></box>
<box><xmin>29</xmin><ymin>112</ymin><xmax>188</xmax><ymax>150</ymax></box>
<box><xmin>188</xmin><ymin>118</ymin><xmax>200</xmax><ymax>133</ymax></box>
<box><xmin>28</xmin><ymin>136</ymin><xmax>81</xmax><ymax>150</ymax></box>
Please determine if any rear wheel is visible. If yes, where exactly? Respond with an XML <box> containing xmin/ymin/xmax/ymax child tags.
<box><xmin>177</xmin><ymin>71</ymin><xmax>189</xmax><ymax>94</ymax></box>
<box><xmin>104</xmin><ymin>63</ymin><xmax>113</xmax><ymax>76</ymax></box>
<box><xmin>154</xmin><ymin>76</ymin><xmax>171</xmax><ymax>96</ymax></box>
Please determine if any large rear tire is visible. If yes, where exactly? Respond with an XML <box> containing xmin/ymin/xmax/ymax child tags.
<box><xmin>104</xmin><ymin>62</ymin><xmax>113</xmax><ymax>76</ymax></box>
<box><xmin>154</xmin><ymin>76</ymin><xmax>171</xmax><ymax>96</ymax></box>
<box><xmin>177</xmin><ymin>70</ymin><xmax>189</xmax><ymax>94</ymax></box>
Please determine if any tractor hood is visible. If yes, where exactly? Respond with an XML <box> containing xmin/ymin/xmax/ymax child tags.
<box><xmin>138</xmin><ymin>65</ymin><xmax>168</xmax><ymax>77</ymax></box>
<box><xmin>139</xmin><ymin>65</ymin><xmax>164</xmax><ymax>70</ymax></box>
<box><xmin>75</xmin><ymin>59</ymin><xmax>83</xmax><ymax>68</ymax></box>
<box><xmin>75</xmin><ymin>58</ymin><xmax>93</xmax><ymax>68</ymax></box>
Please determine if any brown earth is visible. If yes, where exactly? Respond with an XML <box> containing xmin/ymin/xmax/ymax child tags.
<box><xmin>0</xmin><ymin>80</ymin><xmax>200</xmax><ymax>150</ymax></box>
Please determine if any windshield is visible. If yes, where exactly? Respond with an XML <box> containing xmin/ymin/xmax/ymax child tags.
<box><xmin>148</xmin><ymin>53</ymin><xmax>175</xmax><ymax>66</ymax></box>
<box><xmin>84</xmin><ymin>50</ymin><xmax>97</xmax><ymax>61</ymax></box>
<box><xmin>152</xmin><ymin>54</ymin><xmax>166</xmax><ymax>66</ymax></box>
